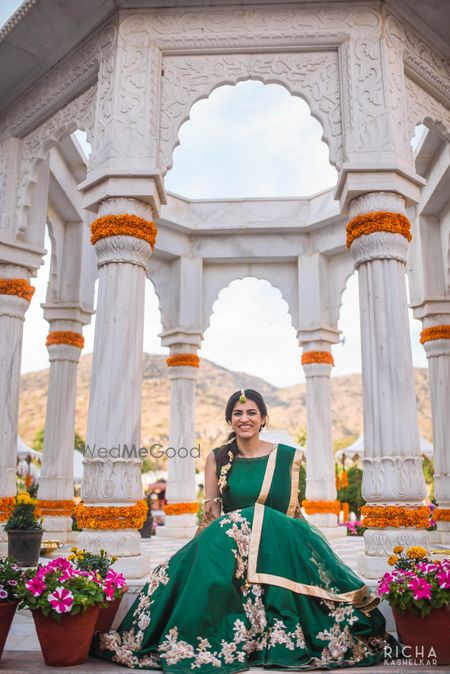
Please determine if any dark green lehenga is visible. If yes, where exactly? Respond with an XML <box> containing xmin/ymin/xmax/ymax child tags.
<box><xmin>96</xmin><ymin>445</ymin><xmax>389</xmax><ymax>672</ymax></box>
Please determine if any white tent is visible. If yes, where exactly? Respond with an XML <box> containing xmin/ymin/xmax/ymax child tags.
<box><xmin>17</xmin><ymin>436</ymin><xmax>42</xmax><ymax>459</ymax></box>
<box><xmin>260</xmin><ymin>429</ymin><xmax>303</xmax><ymax>451</ymax></box>
<box><xmin>73</xmin><ymin>450</ymin><xmax>84</xmax><ymax>480</ymax></box>
<box><xmin>335</xmin><ymin>434</ymin><xmax>433</xmax><ymax>462</ymax></box>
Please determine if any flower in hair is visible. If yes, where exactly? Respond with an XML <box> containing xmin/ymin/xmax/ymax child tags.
<box><xmin>218</xmin><ymin>450</ymin><xmax>234</xmax><ymax>494</ymax></box>
<box><xmin>239</xmin><ymin>389</ymin><xmax>247</xmax><ymax>403</ymax></box>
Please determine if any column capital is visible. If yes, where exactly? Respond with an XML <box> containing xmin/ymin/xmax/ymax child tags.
<box><xmin>0</xmin><ymin>244</ymin><xmax>46</xmax><ymax>275</ymax></box>
<box><xmin>296</xmin><ymin>327</ymin><xmax>340</xmax><ymax>349</ymax></box>
<box><xmin>80</xmin><ymin>174</ymin><xmax>165</xmax><ymax>217</ymax></box>
<box><xmin>161</xmin><ymin>328</ymin><xmax>203</xmax><ymax>351</ymax></box>
<box><xmin>42</xmin><ymin>303</ymin><xmax>94</xmax><ymax>326</ymax></box>
<box><xmin>335</xmin><ymin>168</ymin><xmax>425</xmax><ymax>211</ymax></box>
<box><xmin>412</xmin><ymin>301</ymin><xmax>450</xmax><ymax>324</ymax></box>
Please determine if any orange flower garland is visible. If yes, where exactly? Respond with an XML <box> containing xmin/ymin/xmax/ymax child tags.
<box><xmin>73</xmin><ymin>500</ymin><xmax>148</xmax><ymax>530</ymax></box>
<box><xmin>435</xmin><ymin>508</ymin><xmax>450</xmax><ymax>522</ymax></box>
<box><xmin>346</xmin><ymin>211</ymin><xmax>412</xmax><ymax>248</ymax></box>
<box><xmin>361</xmin><ymin>505</ymin><xmax>429</xmax><ymax>528</ymax></box>
<box><xmin>46</xmin><ymin>331</ymin><xmax>85</xmax><ymax>349</ymax></box>
<box><xmin>0</xmin><ymin>278</ymin><xmax>35</xmax><ymax>303</ymax></box>
<box><xmin>166</xmin><ymin>354</ymin><xmax>200</xmax><ymax>368</ymax></box>
<box><xmin>302</xmin><ymin>499</ymin><xmax>341</xmax><ymax>515</ymax></box>
<box><xmin>420</xmin><ymin>325</ymin><xmax>450</xmax><ymax>344</ymax></box>
<box><xmin>37</xmin><ymin>499</ymin><xmax>74</xmax><ymax>517</ymax></box>
<box><xmin>0</xmin><ymin>496</ymin><xmax>15</xmax><ymax>521</ymax></box>
<box><xmin>163</xmin><ymin>501</ymin><xmax>199</xmax><ymax>516</ymax></box>
<box><xmin>342</xmin><ymin>502</ymin><xmax>350</xmax><ymax>522</ymax></box>
<box><xmin>301</xmin><ymin>351</ymin><xmax>334</xmax><ymax>366</ymax></box>
<box><xmin>91</xmin><ymin>214</ymin><xmax>157</xmax><ymax>250</ymax></box>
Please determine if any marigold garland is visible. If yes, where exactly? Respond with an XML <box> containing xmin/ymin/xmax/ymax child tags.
<box><xmin>166</xmin><ymin>354</ymin><xmax>200</xmax><ymax>368</ymax></box>
<box><xmin>73</xmin><ymin>500</ymin><xmax>148</xmax><ymax>530</ymax></box>
<box><xmin>0</xmin><ymin>278</ymin><xmax>35</xmax><ymax>303</ymax></box>
<box><xmin>301</xmin><ymin>351</ymin><xmax>334</xmax><ymax>366</ymax></box>
<box><xmin>420</xmin><ymin>325</ymin><xmax>450</xmax><ymax>344</ymax></box>
<box><xmin>0</xmin><ymin>496</ymin><xmax>15</xmax><ymax>521</ymax></box>
<box><xmin>37</xmin><ymin>499</ymin><xmax>74</xmax><ymax>517</ymax></box>
<box><xmin>302</xmin><ymin>499</ymin><xmax>341</xmax><ymax>515</ymax></box>
<box><xmin>342</xmin><ymin>502</ymin><xmax>350</xmax><ymax>522</ymax></box>
<box><xmin>346</xmin><ymin>211</ymin><xmax>412</xmax><ymax>248</ymax></box>
<box><xmin>46</xmin><ymin>331</ymin><xmax>85</xmax><ymax>349</ymax></box>
<box><xmin>361</xmin><ymin>505</ymin><xmax>429</xmax><ymax>528</ymax></box>
<box><xmin>90</xmin><ymin>214</ymin><xmax>157</xmax><ymax>250</ymax></box>
<box><xmin>435</xmin><ymin>508</ymin><xmax>450</xmax><ymax>522</ymax></box>
<box><xmin>163</xmin><ymin>501</ymin><xmax>199</xmax><ymax>516</ymax></box>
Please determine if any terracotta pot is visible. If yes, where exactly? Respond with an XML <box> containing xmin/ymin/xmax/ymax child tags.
<box><xmin>95</xmin><ymin>586</ymin><xmax>128</xmax><ymax>633</ymax></box>
<box><xmin>0</xmin><ymin>601</ymin><xmax>17</xmax><ymax>661</ymax></box>
<box><xmin>7</xmin><ymin>529</ymin><xmax>43</xmax><ymax>567</ymax></box>
<box><xmin>393</xmin><ymin>606</ymin><xmax>450</xmax><ymax>665</ymax></box>
<box><xmin>32</xmin><ymin>604</ymin><xmax>101</xmax><ymax>666</ymax></box>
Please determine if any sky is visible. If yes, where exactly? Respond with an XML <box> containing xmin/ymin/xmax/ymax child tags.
<box><xmin>4</xmin><ymin>2</ymin><xmax>428</xmax><ymax>388</ymax></box>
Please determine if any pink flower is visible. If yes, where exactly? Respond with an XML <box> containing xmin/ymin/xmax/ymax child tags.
<box><xmin>59</xmin><ymin>567</ymin><xmax>76</xmax><ymax>582</ymax></box>
<box><xmin>436</xmin><ymin>568</ymin><xmax>450</xmax><ymax>589</ymax></box>
<box><xmin>105</xmin><ymin>569</ymin><xmax>126</xmax><ymax>588</ymax></box>
<box><xmin>0</xmin><ymin>587</ymin><xmax>8</xmax><ymax>600</ymax></box>
<box><xmin>25</xmin><ymin>576</ymin><xmax>47</xmax><ymax>597</ymax></box>
<box><xmin>377</xmin><ymin>573</ymin><xmax>393</xmax><ymax>596</ymax></box>
<box><xmin>104</xmin><ymin>584</ymin><xmax>116</xmax><ymax>601</ymax></box>
<box><xmin>408</xmin><ymin>577</ymin><xmax>432</xmax><ymax>600</ymax></box>
<box><xmin>48</xmin><ymin>587</ymin><xmax>74</xmax><ymax>614</ymax></box>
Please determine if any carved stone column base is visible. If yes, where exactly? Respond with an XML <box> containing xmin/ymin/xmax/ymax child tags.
<box><xmin>156</xmin><ymin>513</ymin><xmax>197</xmax><ymax>539</ymax></box>
<box><xmin>42</xmin><ymin>515</ymin><xmax>73</xmax><ymax>543</ymax></box>
<box><xmin>78</xmin><ymin>529</ymin><xmax>141</xmax><ymax>556</ymax></box>
<box><xmin>66</xmin><ymin>531</ymin><xmax>80</xmax><ymax>545</ymax></box>
<box><xmin>437</xmin><ymin>517</ymin><xmax>450</xmax><ymax>545</ymax></box>
<box><xmin>0</xmin><ymin>528</ymin><xmax>6</xmax><ymax>557</ymax></box>
<box><xmin>358</xmin><ymin>527</ymin><xmax>429</xmax><ymax>579</ymax></box>
<box><xmin>111</xmin><ymin>553</ymin><xmax>152</xmax><ymax>581</ymax></box>
<box><xmin>428</xmin><ymin>529</ymin><xmax>442</xmax><ymax>544</ymax></box>
<box><xmin>316</xmin><ymin>525</ymin><xmax>347</xmax><ymax>539</ymax></box>
<box><xmin>305</xmin><ymin>513</ymin><xmax>346</xmax><ymax>538</ymax></box>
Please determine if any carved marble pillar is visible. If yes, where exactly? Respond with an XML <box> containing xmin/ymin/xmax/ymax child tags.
<box><xmin>38</xmin><ymin>310</ymin><xmax>89</xmax><ymax>544</ymax></box>
<box><xmin>0</xmin><ymin>270</ymin><xmax>35</xmax><ymax>555</ymax></box>
<box><xmin>78</xmin><ymin>198</ymin><xmax>156</xmax><ymax>579</ymax></box>
<box><xmin>347</xmin><ymin>192</ymin><xmax>427</xmax><ymax>578</ymax></box>
<box><xmin>156</xmin><ymin>331</ymin><xmax>202</xmax><ymax>540</ymax></box>
<box><xmin>420</xmin><ymin>319</ymin><xmax>450</xmax><ymax>544</ymax></box>
<box><xmin>300</xmin><ymin>344</ymin><xmax>345</xmax><ymax>538</ymax></box>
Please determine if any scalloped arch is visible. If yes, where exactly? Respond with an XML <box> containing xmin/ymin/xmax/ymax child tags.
<box><xmin>16</xmin><ymin>86</ymin><xmax>96</xmax><ymax>239</ymax></box>
<box><xmin>202</xmin><ymin>267</ymin><xmax>298</xmax><ymax>334</ymax></box>
<box><xmin>159</xmin><ymin>52</ymin><xmax>342</xmax><ymax>176</ymax></box>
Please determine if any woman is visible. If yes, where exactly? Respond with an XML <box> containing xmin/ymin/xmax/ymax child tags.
<box><xmin>96</xmin><ymin>389</ymin><xmax>391</xmax><ymax>672</ymax></box>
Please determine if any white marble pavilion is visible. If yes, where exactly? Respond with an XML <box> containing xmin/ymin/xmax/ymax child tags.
<box><xmin>0</xmin><ymin>0</ymin><xmax>449</xmax><ymax>579</ymax></box>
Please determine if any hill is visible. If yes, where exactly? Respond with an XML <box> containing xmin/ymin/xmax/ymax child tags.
<box><xmin>18</xmin><ymin>354</ymin><xmax>432</xmax><ymax>459</ymax></box>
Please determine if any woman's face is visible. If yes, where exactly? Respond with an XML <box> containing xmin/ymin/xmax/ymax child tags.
<box><xmin>230</xmin><ymin>399</ymin><xmax>266</xmax><ymax>441</ymax></box>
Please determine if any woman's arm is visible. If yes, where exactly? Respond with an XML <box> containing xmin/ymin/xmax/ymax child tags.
<box><xmin>194</xmin><ymin>451</ymin><xmax>222</xmax><ymax>537</ymax></box>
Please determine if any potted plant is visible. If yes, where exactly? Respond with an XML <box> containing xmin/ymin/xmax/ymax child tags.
<box><xmin>0</xmin><ymin>558</ymin><xmax>23</xmax><ymax>661</ymax></box>
<box><xmin>378</xmin><ymin>546</ymin><xmax>450</xmax><ymax>664</ymax></box>
<box><xmin>68</xmin><ymin>546</ymin><xmax>127</xmax><ymax>632</ymax></box>
<box><xmin>4</xmin><ymin>492</ymin><xmax>43</xmax><ymax>566</ymax></box>
<box><xmin>17</xmin><ymin>555</ymin><xmax>125</xmax><ymax>666</ymax></box>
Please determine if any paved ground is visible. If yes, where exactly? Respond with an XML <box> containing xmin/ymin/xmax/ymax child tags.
<box><xmin>3</xmin><ymin>535</ymin><xmax>450</xmax><ymax>673</ymax></box>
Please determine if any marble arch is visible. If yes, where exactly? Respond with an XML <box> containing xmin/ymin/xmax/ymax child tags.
<box><xmin>203</xmin><ymin>268</ymin><xmax>298</xmax><ymax>333</ymax></box>
<box><xmin>0</xmin><ymin>1</ymin><xmax>450</xmax><ymax>580</ymax></box>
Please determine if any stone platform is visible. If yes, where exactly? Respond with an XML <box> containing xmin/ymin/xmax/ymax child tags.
<box><xmin>4</xmin><ymin>535</ymin><xmax>450</xmax><ymax>673</ymax></box>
